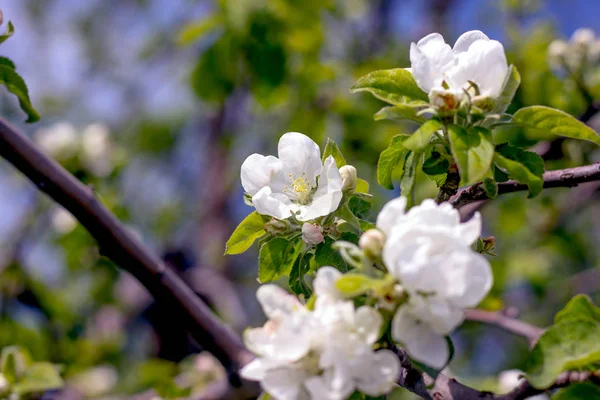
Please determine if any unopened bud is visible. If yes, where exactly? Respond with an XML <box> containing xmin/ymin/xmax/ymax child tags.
<box><xmin>301</xmin><ymin>223</ymin><xmax>324</xmax><ymax>245</ymax></box>
<box><xmin>339</xmin><ymin>165</ymin><xmax>357</xmax><ymax>193</ymax></box>
<box><xmin>264</xmin><ymin>218</ymin><xmax>290</xmax><ymax>235</ymax></box>
<box><xmin>474</xmin><ymin>235</ymin><xmax>496</xmax><ymax>256</ymax></box>
<box><xmin>359</xmin><ymin>229</ymin><xmax>385</xmax><ymax>259</ymax></box>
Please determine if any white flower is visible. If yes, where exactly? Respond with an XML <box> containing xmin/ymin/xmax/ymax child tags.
<box><xmin>379</xmin><ymin>197</ymin><xmax>492</xmax><ymax>369</ymax></box>
<box><xmin>410</xmin><ymin>30</ymin><xmax>509</xmax><ymax>110</ymax></box>
<box><xmin>301</xmin><ymin>223</ymin><xmax>324</xmax><ymax>246</ymax></box>
<box><xmin>498</xmin><ymin>370</ymin><xmax>548</xmax><ymax>400</ymax></box>
<box><xmin>34</xmin><ymin>122</ymin><xmax>79</xmax><ymax>159</ymax></box>
<box><xmin>241</xmin><ymin>270</ymin><xmax>400</xmax><ymax>400</ymax></box>
<box><xmin>51</xmin><ymin>207</ymin><xmax>78</xmax><ymax>234</ymax></box>
<box><xmin>241</xmin><ymin>132</ymin><xmax>343</xmax><ymax>222</ymax></box>
<box><xmin>81</xmin><ymin>123</ymin><xmax>114</xmax><ymax>177</ymax></box>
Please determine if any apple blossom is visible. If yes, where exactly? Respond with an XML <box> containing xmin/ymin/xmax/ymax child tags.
<box><xmin>240</xmin><ymin>268</ymin><xmax>400</xmax><ymax>400</ymax></box>
<box><xmin>379</xmin><ymin>197</ymin><xmax>492</xmax><ymax>368</ymax></box>
<box><xmin>241</xmin><ymin>132</ymin><xmax>344</xmax><ymax>222</ymax></box>
<box><xmin>301</xmin><ymin>223</ymin><xmax>324</xmax><ymax>246</ymax></box>
<box><xmin>410</xmin><ymin>30</ymin><xmax>509</xmax><ymax>111</ymax></box>
<box><xmin>339</xmin><ymin>165</ymin><xmax>357</xmax><ymax>193</ymax></box>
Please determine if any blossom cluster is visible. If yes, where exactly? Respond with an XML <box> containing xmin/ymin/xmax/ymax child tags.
<box><xmin>240</xmin><ymin>268</ymin><xmax>400</xmax><ymax>400</ymax></box>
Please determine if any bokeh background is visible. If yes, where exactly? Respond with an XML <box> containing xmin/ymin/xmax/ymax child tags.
<box><xmin>0</xmin><ymin>0</ymin><xmax>599</xmax><ymax>397</ymax></box>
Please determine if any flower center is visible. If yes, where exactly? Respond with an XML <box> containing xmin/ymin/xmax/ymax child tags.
<box><xmin>284</xmin><ymin>173</ymin><xmax>314</xmax><ymax>205</ymax></box>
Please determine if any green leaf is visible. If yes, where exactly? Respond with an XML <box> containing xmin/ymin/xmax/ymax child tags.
<box><xmin>377</xmin><ymin>134</ymin><xmax>409</xmax><ymax>190</ymax></box>
<box><xmin>289</xmin><ymin>253</ymin><xmax>312</xmax><ymax>297</ymax></box>
<box><xmin>13</xmin><ymin>362</ymin><xmax>64</xmax><ymax>394</ymax></box>
<box><xmin>154</xmin><ymin>381</ymin><xmax>193</xmax><ymax>398</ymax></box>
<box><xmin>422</xmin><ymin>151</ymin><xmax>450</xmax><ymax>176</ymax></box>
<box><xmin>0</xmin><ymin>21</ymin><xmax>15</xmax><ymax>45</ymax></box>
<box><xmin>494</xmin><ymin>143</ymin><xmax>545</xmax><ymax>197</ymax></box>
<box><xmin>322</xmin><ymin>138</ymin><xmax>346</xmax><ymax>168</ymax></box>
<box><xmin>350</xmin><ymin>68</ymin><xmax>428</xmax><ymax>106</ymax></box>
<box><xmin>400</xmin><ymin>151</ymin><xmax>418</xmax><ymax>207</ymax></box>
<box><xmin>355</xmin><ymin>178</ymin><xmax>369</xmax><ymax>194</ymax></box>
<box><xmin>404</xmin><ymin>119</ymin><xmax>443</xmax><ymax>152</ymax></box>
<box><xmin>335</xmin><ymin>273</ymin><xmax>380</xmax><ymax>297</ymax></box>
<box><xmin>176</xmin><ymin>15</ymin><xmax>223</xmax><ymax>46</ymax></box>
<box><xmin>1</xmin><ymin>346</ymin><xmax>27</xmax><ymax>383</ymax></box>
<box><xmin>552</xmin><ymin>382</ymin><xmax>600</xmax><ymax>400</ymax></box>
<box><xmin>258</xmin><ymin>238</ymin><xmax>303</xmax><ymax>283</ymax></box>
<box><xmin>314</xmin><ymin>237</ymin><xmax>347</xmax><ymax>272</ymax></box>
<box><xmin>0</xmin><ymin>65</ymin><xmax>40</xmax><ymax>123</ymax></box>
<box><xmin>373</xmin><ymin>105</ymin><xmax>426</xmax><ymax>124</ymax></box>
<box><xmin>525</xmin><ymin>295</ymin><xmax>600</xmax><ymax>389</ymax></box>
<box><xmin>337</xmin><ymin>204</ymin><xmax>361</xmax><ymax>235</ymax></box>
<box><xmin>448</xmin><ymin>125</ymin><xmax>495</xmax><ymax>185</ymax></box>
<box><xmin>483</xmin><ymin>178</ymin><xmax>498</xmax><ymax>198</ymax></box>
<box><xmin>512</xmin><ymin>105</ymin><xmax>600</xmax><ymax>146</ymax></box>
<box><xmin>348</xmin><ymin>195</ymin><xmax>371</xmax><ymax>220</ymax></box>
<box><xmin>0</xmin><ymin>56</ymin><xmax>16</xmax><ymax>70</ymax></box>
<box><xmin>225</xmin><ymin>211</ymin><xmax>266</xmax><ymax>255</ymax></box>
<box><xmin>492</xmin><ymin>65</ymin><xmax>521</xmax><ymax>114</ymax></box>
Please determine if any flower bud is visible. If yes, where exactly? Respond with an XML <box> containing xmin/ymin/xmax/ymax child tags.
<box><xmin>301</xmin><ymin>223</ymin><xmax>324</xmax><ymax>245</ymax></box>
<box><xmin>572</xmin><ymin>28</ymin><xmax>595</xmax><ymax>47</ymax></box>
<box><xmin>339</xmin><ymin>165</ymin><xmax>357</xmax><ymax>193</ymax></box>
<box><xmin>264</xmin><ymin>218</ymin><xmax>290</xmax><ymax>235</ymax></box>
<box><xmin>359</xmin><ymin>229</ymin><xmax>386</xmax><ymax>259</ymax></box>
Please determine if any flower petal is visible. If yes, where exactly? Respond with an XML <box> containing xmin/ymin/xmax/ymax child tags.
<box><xmin>313</xmin><ymin>266</ymin><xmax>343</xmax><ymax>301</ymax></box>
<box><xmin>298</xmin><ymin>156</ymin><xmax>343</xmax><ymax>221</ymax></box>
<box><xmin>410</xmin><ymin>33</ymin><xmax>454</xmax><ymax>93</ymax></box>
<box><xmin>453</xmin><ymin>30</ymin><xmax>489</xmax><ymax>53</ymax></box>
<box><xmin>256</xmin><ymin>284</ymin><xmax>304</xmax><ymax>321</ymax></box>
<box><xmin>356</xmin><ymin>350</ymin><xmax>400</xmax><ymax>396</ymax></box>
<box><xmin>355</xmin><ymin>306</ymin><xmax>383</xmax><ymax>344</ymax></box>
<box><xmin>239</xmin><ymin>358</ymin><xmax>269</xmax><ymax>381</ymax></box>
<box><xmin>262</xmin><ymin>366</ymin><xmax>309</xmax><ymax>400</ymax></box>
<box><xmin>376</xmin><ymin>196</ymin><xmax>407</xmax><ymax>236</ymax></box>
<box><xmin>252</xmin><ymin>187</ymin><xmax>295</xmax><ymax>220</ymax></box>
<box><xmin>305</xmin><ymin>368</ymin><xmax>355</xmax><ymax>400</ymax></box>
<box><xmin>446</xmin><ymin>252</ymin><xmax>493</xmax><ymax>308</ymax></box>
<box><xmin>457</xmin><ymin>211</ymin><xmax>482</xmax><ymax>246</ymax></box>
<box><xmin>392</xmin><ymin>307</ymin><xmax>449</xmax><ymax>369</ymax></box>
<box><xmin>241</xmin><ymin>154</ymin><xmax>285</xmax><ymax>195</ymax></box>
<box><xmin>278</xmin><ymin>132</ymin><xmax>322</xmax><ymax>184</ymax></box>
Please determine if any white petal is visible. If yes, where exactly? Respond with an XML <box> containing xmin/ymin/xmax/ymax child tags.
<box><xmin>256</xmin><ymin>284</ymin><xmax>304</xmax><ymax>321</ymax></box>
<box><xmin>298</xmin><ymin>156</ymin><xmax>343</xmax><ymax>221</ymax></box>
<box><xmin>392</xmin><ymin>307</ymin><xmax>449</xmax><ymax>369</ymax></box>
<box><xmin>453</xmin><ymin>30</ymin><xmax>489</xmax><ymax>53</ymax></box>
<box><xmin>278</xmin><ymin>132</ymin><xmax>322</xmax><ymax>183</ymax></box>
<box><xmin>446</xmin><ymin>252</ymin><xmax>493</xmax><ymax>308</ymax></box>
<box><xmin>376</xmin><ymin>196</ymin><xmax>407</xmax><ymax>235</ymax></box>
<box><xmin>241</xmin><ymin>154</ymin><xmax>286</xmax><ymax>196</ymax></box>
<box><xmin>410</xmin><ymin>33</ymin><xmax>454</xmax><ymax>93</ymax></box>
<box><xmin>354</xmin><ymin>306</ymin><xmax>383</xmax><ymax>344</ymax></box>
<box><xmin>457</xmin><ymin>211</ymin><xmax>482</xmax><ymax>245</ymax></box>
<box><xmin>305</xmin><ymin>368</ymin><xmax>355</xmax><ymax>400</ymax></box>
<box><xmin>252</xmin><ymin>187</ymin><xmax>295</xmax><ymax>220</ymax></box>
<box><xmin>356</xmin><ymin>350</ymin><xmax>400</xmax><ymax>396</ymax></box>
<box><xmin>239</xmin><ymin>358</ymin><xmax>269</xmax><ymax>381</ymax></box>
<box><xmin>313</xmin><ymin>266</ymin><xmax>343</xmax><ymax>301</ymax></box>
<box><xmin>262</xmin><ymin>366</ymin><xmax>309</xmax><ymax>400</ymax></box>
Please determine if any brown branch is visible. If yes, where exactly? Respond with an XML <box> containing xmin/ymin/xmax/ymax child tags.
<box><xmin>450</xmin><ymin>163</ymin><xmax>600</xmax><ymax>208</ymax></box>
<box><xmin>0</xmin><ymin>118</ymin><xmax>257</xmax><ymax>394</ymax></box>
<box><xmin>464</xmin><ymin>309</ymin><xmax>544</xmax><ymax>347</ymax></box>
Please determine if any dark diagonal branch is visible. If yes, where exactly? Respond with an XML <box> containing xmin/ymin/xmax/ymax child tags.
<box><xmin>0</xmin><ymin>118</ymin><xmax>256</xmax><ymax>393</ymax></box>
<box><xmin>464</xmin><ymin>309</ymin><xmax>544</xmax><ymax>347</ymax></box>
<box><xmin>450</xmin><ymin>163</ymin><xmax>600</xmax><ymax>209</ymax></box>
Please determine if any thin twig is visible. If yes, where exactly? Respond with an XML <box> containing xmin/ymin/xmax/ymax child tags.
<box><xmin>450</xmin><ymin>163</ymin><xmax>600</xmax><ymax>208</ymax></box>
<box><xmin>464</xmin><ymin>309</ymin><xmax>544</xmax><ymax>347</ymax></box>
<box><xmin>0</xmin><ymin>118</ymin><xmax>257</xmax><ymax>394</ymax></box>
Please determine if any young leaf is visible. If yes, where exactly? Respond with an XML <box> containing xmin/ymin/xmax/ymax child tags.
<box><xmin>422</xmin><ymin>151</ymin><xmax>450</xmax><ymax>176</ymax></box>
<box><xmin>374</xmin><ymin>105</ymin><xmax>426</xmax><ymax>124</ymax></box>
<box><xmin>224</xmin><ymin>211</ymin><xmax>266</xmax><ymax>255</ymax></box>
<box><xmin>448</xmin><ymin>125</ymin><xmax>494</xmax><ymax>185</ymax></box>
<box><xmin>483</xmin><ymin>178</ymin><xmax>498</xmax><ymax>198</ymax></box>
<box><xmin>494</xmin><ymin>143</ymin><xmax>545</xmax><ymax>198</ymax></box>
<box><xmin>492</xmin><ymin>65</ymin><xmax>520</xmax><ymax>114</ymax></box>
<box><xmin>336</xmin><ymin>204</ymin><xmax>361</xmax><ymax>235</ymax></box>
<box><xmin>314</xmin><ymin>237</ymin><xmax>348</xmax><ymax>272</ymax></box>
<box><xmin>0</xmin><ymin>21</ymin><xmax>15</xmax><ymax>45</ymax></box>
<box><xmin>400</xmin><ymin>151</ymin><xmax>418</xmax><ymax>207</ymax></box>
<box><xmin>350</xmin><ymin>68</ymin><xmax>428</xmax><ymax>106</ymax></box>
<box><xmin>553</xmin><ymin>382</ymin><xmax>600</xmax><ymax>400</ymax></box>
<box><xmin>377</xmin><ymin>134</ymin><xmax>409</xmax><ymax>190</ymax></box>
<box><xmin>512</xmin><ymin>105</ymin><xmax>600</xmax><ymax>146</ymax></box>
<box><xmin>493</xmin><ymin>153</ymin><xmax>543</xmax><ymax>198</ymax></box>
<box><xmin>0</xmin><ymin>65</ymin><xmax>40</xmax><ymax>123</ymax></box>
<box><xmin>348</xmin><ymin>195</ymin><xmax>371</xmax><ymax>219</ymax></box>
<box><xmin>403</xmin><ymin>119</ymin><xmax>443</xmax><ymax>152</ymax></box>
<box><xmin>0</xmin><ymin>56</ymin><xmax>16</xmax><ymax>70</ymax></box>
<box><xmin>355</xmin><ymin>178</ymin><xmax>369</xmax><ymax>194</ymax></box>
<box><xmin>13</xmin><ymin>362</ymin><xmax>64</xmax><ymax>394</ymax></box>
<box><xmin>335</xmin><ymin>273</ymin><xmax>379</xmax><ymax>297</ymax></box>
<box><xmin>289</xmin><ymin>253</ymin><xmax>312</xmax><ymax>297</ymax></box>
<box><xmin>258</xmin><ymin>238</ymin><xmax>303</xmax><ymax>283</ymax></box>
<box><xmin>322</xmin><ymin>138</ymin><xmax>346</xmax><ymax>168</ymax></box>
<box><xmin>176</xmin><ymin>15</ymin><xmax>224</xmax><ymax>47</ymax></box>
<box><xmin>525</xmin><ymin>295</ymin><xmax>600</xmax><ymax>389</ymax></box>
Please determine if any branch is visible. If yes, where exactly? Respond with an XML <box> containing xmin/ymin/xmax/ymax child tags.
<box><xmin>450</xmin><ymin>163</ymin><xmax>600</xmax><ymax>208</ymax></box>
<box><xmin>464</xmin><ymin>309</ymin><xmax>544</xmax><ymax>347</ymax></box>
<box><xmin>0</xmin><ymin>119</ymin><xmax>256</xmax><ymax>392</ymax></box>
